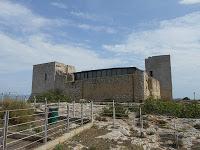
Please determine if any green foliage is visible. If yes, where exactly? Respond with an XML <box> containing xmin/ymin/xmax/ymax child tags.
<box><xmin>34</xmin><ymin>126</ymin><xmax>43</xmax><ymax>133</ymax></box>
<box><xmin>0</xmin><ymin>99</ymin><xmax>34</xmax><ymax>125</ymax></box>
<box><xmin>88</xmin><ymin>146</ymin><xmax>97</xmax><ymax>150</ymax></box>
<box><xmin>194</xmin><ymin>124</ymin><xmax>200</xmax><ymax>130</ymax></box>
<box><xmin>29</xmin><ymin>89</ymin><xmax>70</xmax><ymax>103</ymax></box>
<box><xmin>143</xmin><ymin>99</ymin><xmax>200</xmax><ymax>118</ymax></box>
<box><xmin>54</xmin><ymin>144</ymin><xmax>64</xmax><ymax>150</ymax></box>
<box><xmin>128</xmin><ymin>105</ymin><xmax>140</xmax><ymax>112</ymax></box>
<box><xmin>101</xmin><ymin>103</ymin><xmax>129</xmax><ymax>118</ymax></box>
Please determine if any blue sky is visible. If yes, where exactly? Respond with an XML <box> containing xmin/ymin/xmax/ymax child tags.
<box><xmin>0</xmin><ymin>0</ymin><xmax>200</xmax><ymax>99</ymax></box>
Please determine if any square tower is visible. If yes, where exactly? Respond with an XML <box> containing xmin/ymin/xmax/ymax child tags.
<box><xmin>32</xmin><ymin>62</ymin><xmax>75</xmax><ymax>95</ymax></box>
<box><xmin>145</xmin><ymin>55</ymin><xmax>173</xmax><ymax>100</ymax></box>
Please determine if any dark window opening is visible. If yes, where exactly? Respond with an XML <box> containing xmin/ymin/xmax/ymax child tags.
<box><xmin>84</xmin><ymin>73</ymin><xmax>88</xmax><ymax>79</ymax></box>
<box><xmin>45</xmin><ymin>73</ymin><xmax>47</xmax><ymax>81</ymax></box>
<box><xmin>150</xmin><ymin>71</ymin><xmax>153</xmax><ymax>77</ymax></box>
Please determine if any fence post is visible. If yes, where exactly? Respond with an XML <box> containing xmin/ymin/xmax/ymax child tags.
<box><xmin>91</xmin><ymin>101</ymin><xmax>93</xmax><ymax>123</ymax></box>
<box><xmin>58</xmin><ymin>100</ymin><xmax>60</xmax><ymax>109</ymax></box>
<box><xmin>1</xmin><ymin>93</ymin><xmax>3</xmax><ymax>101</ymax></box>
<box><xmin>73</xmin><ymin>101</ymin><xmax>75</xmax><ymax>118</ymax></box>
<box><xmin>113</xmin><ymin>100</ymin><xmax>115</xmax><ymax>128</ymax></box>
<box><xmin>67</xmin><ymin>105</ymin><xmax>70</xmax><ymax>132</ymax></box>
<box><xmin>34</xmin><ymin>96</ymin><xmax>36</xmax><ymax>110</ymax></box>
<box><xmin>44</xmin><ymin>98</ymin><xmax>48</xmax><ymax>143</ymax></box>
<box><xmin>3</xmin><ymin>111</ymin><xmax>9</xmax><ymax>150</ymax></box>
<box><xmin>81</xmin><ymin>103</ymin><xmax>83</xmax><ymax>126</ymax></box>
<box><xmin>133</xmin><ymin>112</ymin><xmax>135</xmax><ymax>127</ymax></box>
<box><xmin>174</xmin><ymin>118</ymin><xmax>179</xmax><ymax>149</ymax></box>
<box><xmin>139</xmin><ymin>106</ymin><xmax>143</xmax><ymax>137</ymax></box>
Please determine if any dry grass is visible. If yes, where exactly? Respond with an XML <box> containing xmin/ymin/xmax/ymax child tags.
<box><xmin>0</xmin><ymin>99</ymin><xmax>34</xmax><ymax>125</ymax></box>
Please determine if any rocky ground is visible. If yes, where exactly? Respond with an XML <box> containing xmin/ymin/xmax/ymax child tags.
<box><xmin>57</xmin><ymin>113</ymin><xmax>200</xmax><ymax>150</ymax></box>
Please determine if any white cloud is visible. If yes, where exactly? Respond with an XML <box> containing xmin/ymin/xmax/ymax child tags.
<box><xmin>103</xmin><ymin>11</ymin><xmax>200</xmax><ymax>98</ymax></box>
<box><xmin>179</xmin><ymin>0</ymin><xmax>200</xmax><ymax>4</ymax></box>
<box><xmin>103</xmin><ymin>12</ymin><xmax>200</xmax><ymax>56</ymax></box>
<box><xmin>77</xmin><ymin>23</ymin><xmax>117</xmax><ymax>34</ymax></box>
<box><xmin>0</xmin><ymin>1</ymin><xmax>120</xmax><ymax>74</ymax></box>
<box><xmin>0</xmin><ymin>33</ymin><xmax>120</xmax><ymax>73</ymax></box>
<box><xmin>70</xmin><ymin>11</ymin><xmax>98</xmax><ymax>21</ymax></box>
<box><xmin>0</xmin><ymin>0</ymin><xmax>53</xmax><ymax>34</ymax></box>
<box><xmin>50</xmin><ymin>2</ymin><xmax>67</xmax><ymax>9</ymax></box>
<box><xmin>0</xmin><ymin>1</ymin><xmax>116</xmax><ymax>34</ymax></box>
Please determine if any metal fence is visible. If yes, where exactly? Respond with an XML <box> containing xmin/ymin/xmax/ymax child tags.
<box><xmin>0</xmin><ymin>100</ymin><xmax>93</xmax><ymax>150</ymax></box>
<box><xmin>92</xmin><ymin>101</ymin><xmax>142</xmax><ymax>127</ymax></box>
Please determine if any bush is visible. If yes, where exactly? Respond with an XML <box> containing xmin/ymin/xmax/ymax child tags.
<box><xmin>101</xmin><ymin>103</ymin><xmax>129</xmax><ymax>118</ymax></box>
<box><xmin>54</xmin><ymin>144</ymin><xmax>64</xmax><ymax>150</ymax></box>
<box><xmin>194</xmin><ymin>124</ymin><xmax>200</xmax><ymax>130</ymax></box>
<box><xmin>143</xmin><ymin>99</ymin><xmax>200</xmax><ymax>118</ymax></box>
<box><xmin>0</xmin><ymin>99</ymin><xmax>34</xmax><ymax>125</ymax></box>
<box><xmin>128</xmin><ymin>105</ymin><xmax>140</xmax><ymax>112</ymax></box>
<box><xmin>29</xmin><ymin>89</ymin><xmax>70</xmax><ymax>103</ymax></box>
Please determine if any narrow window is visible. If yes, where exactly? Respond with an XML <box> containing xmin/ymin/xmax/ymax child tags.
<box><xmin>150</xmin><ymin>71</ymin><xmax>153</xmax><ymax>77</ymax></box>
<box><xmin>45</xmin><ymin>73</ymin><xmax>47</xmax><ymax>81</ymax></box>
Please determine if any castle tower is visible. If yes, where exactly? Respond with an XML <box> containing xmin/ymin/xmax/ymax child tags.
<box><xmin>32</xmin><ymin>62</ymin><xmax>75</xmax><ymax>95</ymax></box>
<box><xmin>145</xmin><ymin>55</ymin><xmax>173</xmax><ymax>100</ymax></box>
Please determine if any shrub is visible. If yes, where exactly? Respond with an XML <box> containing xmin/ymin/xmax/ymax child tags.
<box><xmin>0</xmin><ymin>99</ymin><xmax>34</xmax><ymax>125</ymax></box>
<box><xmin>128</xmin><ymin>105</ymin><xmax>140</xmax><ymax>112</ymax></box>
<box><xmin>54</xmin><ymin>144</ymin><xmax>64</xmax><ymax>150</ymax></box>
<box><xmin>34</xmin><ymin>126</ymin><xmax>43</xmax><ymax>133</ymax></box>
<box><xmin>143</xmin><ymin>99</ymin><xmax>200</xmax><ymax>118</ymax></box>
<box><xmin>29</xmin><ymin>89</ymin><xmax>70</xmax><ymax>103</ymax></box>
<box><xmin>95</xmin><ymin>116</ymin><xmax>108</xmax><ymax>122</ymax></box>
<box><xmin>194</xmin><ymin>124</ymin><xmax>200</xmax><ymax>130</ymax></box>
<box><xmin>101</xmin><ymin>103</ymin><xmax>129</xmax><ymax>118</ymax></box>
<box><xmin>88</xmin><ymin>146</ymin><xmax>97</xmax><ymax>150</ymax></box>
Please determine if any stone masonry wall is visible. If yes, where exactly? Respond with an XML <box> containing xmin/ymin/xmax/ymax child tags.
<box><xmin>32</xmin><ymin>62</ymin><xmax>56</xmax><ymax>95</ymax></box>
<box><xmin>81</xmin><ymin>74</ymin><xmax>134</xmax><ymax>102</ymax></box>
<box><xmin>61</xmin><ymin>71</ymin><xmax>146</xmax><ymax>102</ymax></box>
<box><xmin>145</xmin><ymin>55</ymin><xmax>172</xmax><ymax>100</ymax></box>
<box><xmin>133</xmin><ymin>70</ymin><xmax>145</xmax><ymax>102</ymax></box>
<box><xmin>144</xmin><ymin>72</ymin><xmax>161</xmax><ymax>100</ymax></box>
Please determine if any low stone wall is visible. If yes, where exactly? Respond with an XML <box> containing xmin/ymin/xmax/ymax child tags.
<box><xmin>35</xmin><ymin>122</ymin><xmax>93</xmax><ymax>150</ymax></box>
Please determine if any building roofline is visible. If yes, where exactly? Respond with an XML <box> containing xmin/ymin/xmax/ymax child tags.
<box><xmin>33</xmin><ymin>61</ymin><xmax>70</xmax><ymax>67</ymax></box>
<box><xmin>33</xmin><ymin>61</ymin><xmax>56</xmax><ymax>66</ymax></box>
<box><xmin>74</xmin><ymin>67</ymin><xmax>142</xmax><ymax>74</ymax></box>
<box><xmin>146</xmin><ymin>54</ymin><xmax>170</xmax><ymax>60</ymax></box>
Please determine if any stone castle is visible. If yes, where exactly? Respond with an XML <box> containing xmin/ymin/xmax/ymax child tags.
<box><xmin>31</xmin><ymin>55</ymin><xmax>173</xmax><ymax>102</ymax></box>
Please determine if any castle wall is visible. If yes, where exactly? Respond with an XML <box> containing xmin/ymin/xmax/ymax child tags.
<box><xmin>145</xmin><ymin>55</ymin><xmax>172</xmax><ymax>100</ymax></box>
<box><xmin>31</xmin><ymin>54</ymin><xmax>167</xmax><ymax>102</ymax></box>
<box><xmin>144</xmin><ymin>72</ymin><xmax>161</xmax><ymax>99</ymax></box>
<box><xmin>32</xmin><ymin>62</ymin><xmax>56</xmax><ymax>95</ymax></box>
<box><xmin>144</xmin><ymin>72</ymin><xmax>150</xmax><ymax>100</ymax></box>
<box><xmin>133</xmin><ymin>70</ymin><xmax>145</xmax><ymax>102</ymax></box>
<box><xmin>81</xmin><ymin>74</ymin><xmax>134</xmax><ymax>102</ymax></box>
<box><xmin>60</xmin><ymin>70</ymin><xmax>145</xmax><ymax>102</ymax></box>
<box><xmin>149</xmin><ymin>77</ymin><xmax>161</xmax><ymax>99</ymax></box>
<box><xmin>32</xmin><ymin>62</ymin><xmax>76</xmax><ymax>96</ymax></box>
